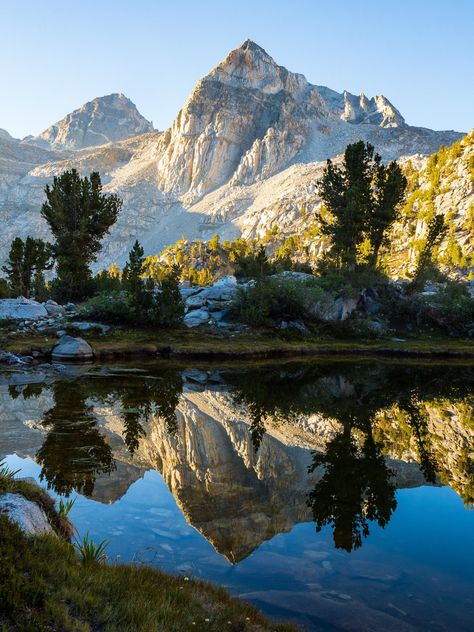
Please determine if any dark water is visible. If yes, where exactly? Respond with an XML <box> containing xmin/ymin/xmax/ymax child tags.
<box><xmin>1</xmin><ymin>360</ymin><xmax>473</xmax><ymax>631</ymax></box>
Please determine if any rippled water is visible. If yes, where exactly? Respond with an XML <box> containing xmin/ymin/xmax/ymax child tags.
<box><xmin>1</xmin><ymin>360</ymin><xmax>473</xmax><ymax>631</ymax></box>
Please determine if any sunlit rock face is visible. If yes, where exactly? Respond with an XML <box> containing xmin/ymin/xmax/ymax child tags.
<box><xmin>29</xmin><ymin>94</ymin><xmax>155</xmax><ymax>150</ymax></box>
<box><xmin>0</xmin><ymin>40</ymin><xmax>465</xmax><ymax>269</ymax></box>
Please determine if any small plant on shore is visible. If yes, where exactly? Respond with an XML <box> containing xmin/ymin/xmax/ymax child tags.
<box><xmin>74</xmin><ymin>532</ymin><xmax>109</xmax><ymax>564</ymax></box>
<box><xmin>58</xmin><ymin>496</ymin><xmax>76</xmax><ymax>519</ymax></box>
<box><xmin>0</xmin><ymin>461</ymin><xmax>20</xmax><ymax>484</ymax></box>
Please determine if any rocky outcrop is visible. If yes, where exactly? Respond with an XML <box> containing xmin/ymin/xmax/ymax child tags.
<box><xmin>0</xmin><ymin>41</ymin><xmax>465</xmax><ymax>270</ymax></box>
<box><xmin>0</xmin><ymin>297</ymin><xmax>48</xmax><ymax>320</ymax></box>
<box><xmin>30</xmin><ymin>93</ymin><xmax>154</xmax><ymax>150</ymax></box>
<box><xmin>181</xmin><ymin>275</ymin><xmax>237</xmax><ymax>328</ymax></box>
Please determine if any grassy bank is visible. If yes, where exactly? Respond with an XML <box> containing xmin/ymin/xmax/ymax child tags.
<box><xmin>3</xmin><ymin>326</ymin><xmax>474</xmax><ymax>360</ymax></box>
<box><xmin>0</xmin><ymin>472</ymin><xmax>295</xmax><ymax>632</ymax></box>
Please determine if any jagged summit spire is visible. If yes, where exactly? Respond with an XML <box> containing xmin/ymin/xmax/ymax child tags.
<box><xmin>239</xmin><ymin>39</ymin><xmax>270</xmax><ymax>55</ymax></box>
<box><xmin>205</xmin><ymin>39</ymin><xmax>308</xmax><ymax>97</ymax></box>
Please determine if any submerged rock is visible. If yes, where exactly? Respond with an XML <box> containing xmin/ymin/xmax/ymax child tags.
<box><xmin>0</xmin><ymin>492</ymin><xmax>53</xmax><ymax>536</ymax></box>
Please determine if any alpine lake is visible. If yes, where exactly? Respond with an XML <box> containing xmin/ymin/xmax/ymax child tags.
<box><xmin>1</xmin><ymin>357</ymin><xmax>473</xmax><ymax>631</ymax></box>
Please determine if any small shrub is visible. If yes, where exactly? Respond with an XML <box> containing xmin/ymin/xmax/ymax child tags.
<box><xmin>80</xmin><ymin>291</ymin><xmax>134</xmax><ymax>323</ymax></box>
<box><xmin>0</xmin><ymin>277</ymin><xmax>11</xmax><ymax>298</ymax></box>
<box><xmin>389</xmin><ymin>281</ymin><xmax>474</xmax><ymax>335</ymax></box>
<box><xmin>232</xmin><ymin>277</ymin><xmax>330</xmax><ymax>326</ymax></box>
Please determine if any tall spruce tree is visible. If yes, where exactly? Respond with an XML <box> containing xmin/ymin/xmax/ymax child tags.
<box><xmin>318</xmin><ymin>141</ymin><xmax>406</xmax><ymax>270</ymax></box>
<box><xmin>367</xmin><ymin>161</ymin><xmax>407</xmax><ymax>267</ymax></box>
<box><xmin>41</xmin><ymin>169</ymin><xmax>122</xmax><ymax>301</ymax></box>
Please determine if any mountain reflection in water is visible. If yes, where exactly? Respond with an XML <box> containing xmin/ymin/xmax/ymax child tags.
<box><xmin>1</xmin><ymin>360</ymin><xmax>474</xmax><ymax>631</ymax></box>
<box><xmin>2</xmin><ymin>361</ymin><xmax>473</xmax><ymax>555</ymax></box>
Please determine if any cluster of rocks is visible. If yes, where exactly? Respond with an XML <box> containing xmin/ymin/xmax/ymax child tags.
<box><xmin>181</xmin><ymin>275</ymin><xmax>242</xmax><ymax>329</ymax></box>
<box><xmin>180</xmin><ymin>271</ymin><xmax>389</xmax><ymax>334</ymax></box>
<box><xmin>0</xmin><ymin>297</ymin><xmax>101</xmax><ymax>364</ymax></box>
<box><xmin>0</xmin><ymin>297</ymin><xmax>110</xmax><ymax>337</ymax></box>
<box><xmin>0</xmin><ymin>297</ymin><xmax>74</xmax><ymax>333</ymax></box>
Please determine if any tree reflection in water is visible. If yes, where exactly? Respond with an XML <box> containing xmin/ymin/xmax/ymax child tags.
<box><xmin>36</xmin><ymin>384</ymin><xmax>115</xmax><ymax>497</ymax></box>
<box><xmin>23</xmin><ymin>360</ymin><xmax>473</xmax><ymax>546</ymax></box>
<box><xmin>307</xmin><ymin>421</ymin><xmax>396</xmax><ymax>552</ymax></box>
<box><xmin>34</xmin><ymin>369</ymin><xmax>183</xmax><ymax>496</ymax></box>
<box><xmin>227</xmin><ymin>362</ymin><xmax>474</xmax><ymax>550</ymax></box>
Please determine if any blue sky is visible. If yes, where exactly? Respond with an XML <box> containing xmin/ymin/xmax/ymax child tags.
<box><xmin>1</xmin><ymin>0</ymin><xmax>473</xmax><ymax>138</ymax></box>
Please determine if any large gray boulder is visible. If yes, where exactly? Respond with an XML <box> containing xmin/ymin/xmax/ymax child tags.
<box><xmin>43</xmin><ymin>299</ymin><xmax>65</xmax><ymax>317</ymax></box>
<box><xmin>308</xmin><ymin>295</ymin><xmax>358</xmax><ymax>322</ymax></box>
<box><xmin>0</xmin><ymin>298</ymin><xmax>48</xmax><ymax>320</ymax></box>
<box><xmin>52</xmin><ymin>335</ymin><xmax>94</xmax><ymax>361</ymax></box>
<box><xmin>197</xmin><ymin>276</ymin><xmax>238</xmax><ymax>301</ymax></box>
<box><xmin>183</xmin><ymin>308</ymin><xmax>210</xmax><ymax>328</ymax></box>
<box><xmin>0</xmin><ymin>492</ymin><xmax>53</xmax><ymax>536</ymax></box>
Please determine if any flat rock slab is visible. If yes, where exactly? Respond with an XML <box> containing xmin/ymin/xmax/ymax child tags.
<box><xmin>0</xmin><ymin>492</ymin><xmax>53</xmax><ymax>536</ymax></box>
<box><xmin>0</xmin><ymin>298</ymin><xmax>48</xmax><ymax>320</ymax></box>
<box><xmin>52</xmin><ymin>335</ymin><xmax>94</xmax><ymax>361</ymax></box>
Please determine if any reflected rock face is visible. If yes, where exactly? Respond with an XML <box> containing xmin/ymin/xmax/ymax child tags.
<box><xmin>107</xmin><ymin>389</ymin><xmax>428</xmax><ymax>560</ymax></box>
<box><xmin>1</xmin><ymin>363</ymin><xmax>473</xmax><ymax>560</ymax></box>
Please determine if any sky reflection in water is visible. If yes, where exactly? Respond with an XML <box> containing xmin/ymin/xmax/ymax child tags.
<box><xmin>1</xmin><ymin>360</ymin><xmax>473</xmax><ymax>631</ymax></box>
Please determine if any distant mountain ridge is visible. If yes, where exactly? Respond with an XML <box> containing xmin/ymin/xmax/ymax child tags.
<box><xmin>0</xmin><ymin>40</ymin><xmax>468</xmax><ymax>270</ymax></box>
<box><xmin>27</xmin><ymin>93</ymin><xmax>154</xmax><ymax>150</ymax></box>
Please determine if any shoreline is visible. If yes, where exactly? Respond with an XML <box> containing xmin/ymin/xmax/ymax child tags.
<box><xmin>3</xmin><ymin>327</ymin><xmax>474</xmax><ymax>363</ymax></box>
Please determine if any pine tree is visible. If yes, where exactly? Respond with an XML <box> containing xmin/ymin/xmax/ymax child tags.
<box><xmin>153</xmin><ymin>265</ymin><xmax>184</xmax><ymax>327</ymax></box>
<box><xmin>41</xmin><ymin>169</ymin><xmax>122</xmax><ymax>301</ymax></box>
<box><xmin>2</xmin><ymin>236</ymin><xmax>53</xmax><ymax>298</ymax></box>
<box><xmin>410</xmin><ymin>215</ymin><xmax>447</xmax><ymax>290</ymax></box>
<box><xmin>318</xmin><ymin>141</ymin><xmax>406</xmax><ymax>270</ymax></box>
<box><xmin>123</xmin><ymin>240</ymin><xmax>150</xmax><ymax>312</ymax></box>
<box><xmin>2</xmin><ymin>237</ymin><xmax>24</xmax><ymax>296</ymax></box>
<box><xmin>367</xmin><ymin>161</ymin><xmax>407</xmax><ymax>267</ymax></box>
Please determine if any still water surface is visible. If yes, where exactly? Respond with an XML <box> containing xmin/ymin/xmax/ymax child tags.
<box><xmin>1</xmin><ymin>360</ymin><xmax>473</xmax><ymax>631</ymax></box>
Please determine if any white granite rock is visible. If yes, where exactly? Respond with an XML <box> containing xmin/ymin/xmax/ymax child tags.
<box><xmin>0</xmin><ymin>492</ymin><xmax>53</xmax><ymax>536</ymax></box>
<box><xmin>52</xmin><ymin>335</ymin><xmax>94</xmax><ymax>361</ymax></box>
<box><xmin>43</xmin><ymin>300</ymin><xmax>65</xmax><ymax>317</ymax></box>
<box><xmin>183</xmin><ymin>308</ymin><xmax>210</xmax><ymax>328</ymax></box>
<box><xmin>0</xmin><ymin>298</ymin><xmax>48</xmax><ymax>320</ymax></box>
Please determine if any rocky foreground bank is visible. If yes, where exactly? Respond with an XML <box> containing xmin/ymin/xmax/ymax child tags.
<box><xmin>0</xmin><ymin>472</ymin><xmax>295</xmax><ymax>632</ymax></box>
<box><xmin>2</xmin><ymin>273</ymin><xmax>474</xmax><ymax>363</ymax></box>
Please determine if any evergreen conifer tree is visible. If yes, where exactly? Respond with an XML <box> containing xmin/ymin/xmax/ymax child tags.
<box><xmin>2</xmin><ymin>236</ymin><xmax>53</xmax><ymax>298</ymax></box>
<box><xmin>318</xmin><ymin>141</ymin><xmax>406</xmax><ymax>270</ymax></box>
<box><xmin>41</xmin><ymin>169</ymin><xmax>122</xmax><ymax>301</ymax></box>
